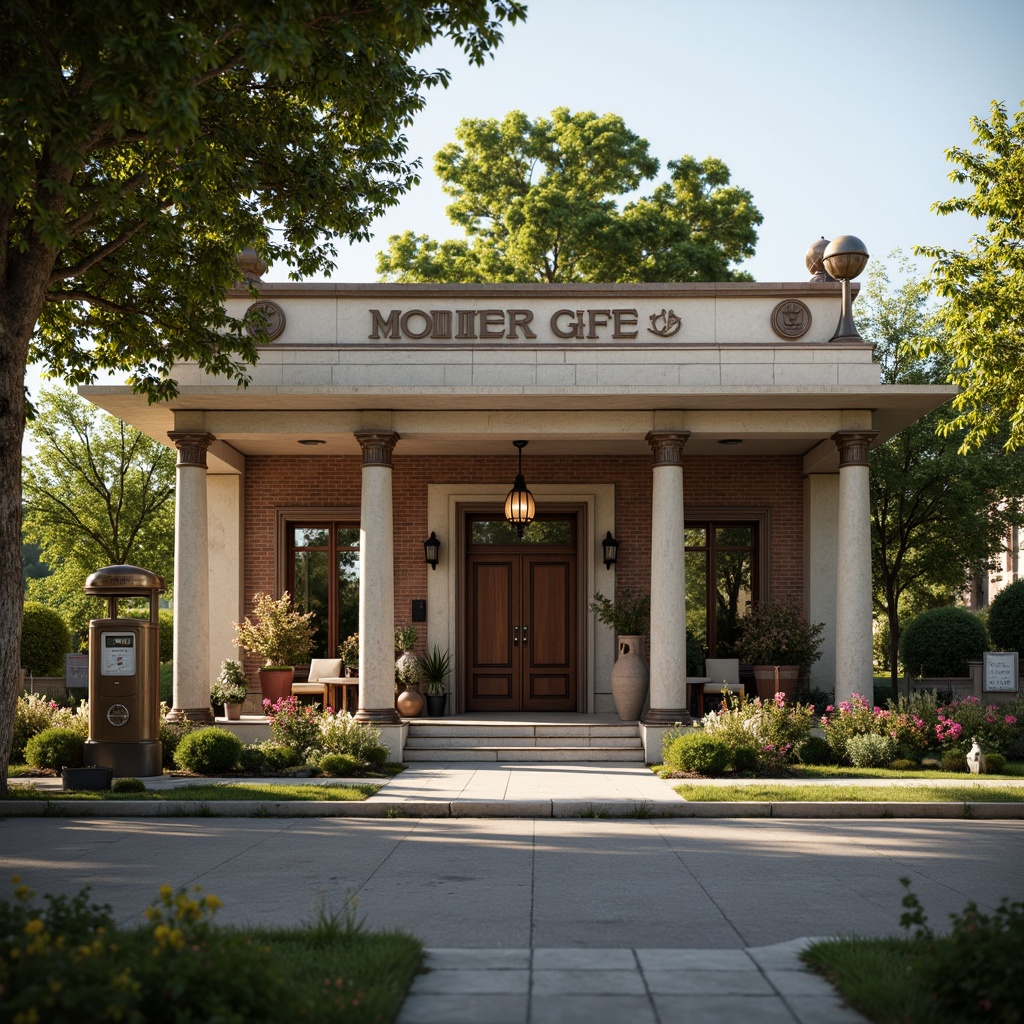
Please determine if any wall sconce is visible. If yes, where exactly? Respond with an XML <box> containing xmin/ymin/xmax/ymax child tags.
<box><xmin>601</xmin><ymin>531</ymin><xmax>619</xmax><ymax>569</ymax></box>
<box><xmin>823</xmin><ymin>234</ymin><xmax>869</xmax><ymax>343</ymax></box>
<box><xmin>423</xmin><ymin>531</ymin><xmax>441</xmax><ymax>570</ymax></box>
<box><xmin>503</xmin><ymin>440</ymin><xmax>536</xmax><ymax>539</ymax></box>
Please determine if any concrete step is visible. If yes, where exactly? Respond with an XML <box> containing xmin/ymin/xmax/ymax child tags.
<box><xmin>405</xmin><ymin>724</ymin><xmax>640</xmax><ymax>739</ymax></box>
<box><xmin>403</xmin><ymin>746</ymin><xmax>645</xmax><ymax>763</ymax></box>
<box><xmin>405</xmin><ymin>734</ymin><xmax>643</xmax><ymax>749</ymax></box>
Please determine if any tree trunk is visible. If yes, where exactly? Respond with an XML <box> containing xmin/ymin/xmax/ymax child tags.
<box><xmin>0</xmin><ymin>307</ymin><xmax>30</xmax><ymax>793</ymax></box>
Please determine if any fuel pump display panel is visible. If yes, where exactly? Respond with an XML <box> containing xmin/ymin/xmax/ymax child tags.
<box><xmin>101</xmin><ymin>632</ymin><xmax>136</xmax><ymax>676</ymax></box>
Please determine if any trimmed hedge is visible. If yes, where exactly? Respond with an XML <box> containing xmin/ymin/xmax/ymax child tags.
<box><xmin>173</xmin><ymin>727</ymin><xmax>242</xmax><ymax>774</ymax></box>
<box><xmin>899</xmin><ymin>607</ymin><xmax>987</xmax><ymax>677</ymax></box>
<box><xmin>21</xmin><ymin>602</ymin><xmax>71</xmax><ymax>676</ymax></box>
<box><xmin>988</xmin><ymin>579</ymin><xmax>1024</xmax><ymax>654</ymax></box>
<box><xmin>25</xmin><ymin>727</ymin><xmax>84</xmax><ymax>770</ymax></box>
<box><xmin>663</xmin><ymin>733</ymin><xmax>730</xmax><ymax>775</ymax></box>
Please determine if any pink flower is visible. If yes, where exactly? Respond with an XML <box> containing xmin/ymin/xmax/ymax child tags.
<box><xmin>1006</xmin><ymin>715</ymin><xmax>1017</xmax><ymax>725</ymax></box>
<box><xmin>825</xmin><ymin>705</ymin><xmax>834</xmax><ymax>713</ymax></box>
<box><xmin>774</xmin><ymin>692</ymin><xmax>786</xmax><ymax>707</ymax></box>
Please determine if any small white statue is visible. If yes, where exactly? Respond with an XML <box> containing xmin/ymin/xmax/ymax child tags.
<box><xmin>966</xmin><ymin>738</ymin><xmax>985</xmax><ymax>775</ymax></box>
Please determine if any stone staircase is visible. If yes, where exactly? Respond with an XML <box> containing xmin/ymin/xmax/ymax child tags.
<box><xmin>403</xmin><ymin>717</ymin><xmax>645</xmax><ymax>762</ymax></box>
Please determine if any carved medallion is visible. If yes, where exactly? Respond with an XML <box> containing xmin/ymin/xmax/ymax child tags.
<box><xmin>245</xmin><ymin>300</ymin><xmax>286</xmax><ymax>341</ymax></box>
<box><xmin>771</xmin><ymin>300</ymin><xmax>811</xmax><ymax>339</ymax></box>
<box><xmin>647</xmin><ymin>308</ymin><xmax>681</xmax><ymax>338</ymax></box>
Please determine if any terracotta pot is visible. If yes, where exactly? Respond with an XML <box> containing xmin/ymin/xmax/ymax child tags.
<box><xmin>258</xmin><ymin>667</ymin><xmax>294</xmax><ymax>707</ymax></box>
<box><xmin>224</xmin><ymin>702</ymin><xmax>243</xmax><ymax>721</ymax></box>
<box><xmin>397</xmin><ymin>688</ymin><xmax>425</xmax><ymax>717</ymax></box>
<box><xmin>610</xmin><ymin>635</ymin><xmax>649</xmax><ymax>721</ymax></box>
<box><xmin>753</xmin><ymin>665</ymin><xmax>800</xmax><ymax>700</ymax></box>
<box><xmin>753</xmin><ymin>666</ymin><xmax>778</xmax><ymax>700</ymax></box>
<box><xmin>776</xmin><ymin>665</ymin><xmax>800</xmax><ymax>699</ymax></box>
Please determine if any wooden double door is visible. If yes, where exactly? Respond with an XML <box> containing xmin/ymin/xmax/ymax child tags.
<box><xmin>465</xmin><ymin>518</ymin><xmax>578</xmax><ymax>711</ymax></box>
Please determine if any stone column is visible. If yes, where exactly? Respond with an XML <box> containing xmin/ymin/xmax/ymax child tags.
<box><xmin>166</xmin><ymin>432</ymin><xmax>215</xmax><ymax>723</ymax></box>
<box><xmin>832</xmin><ymin>431</ymin><xmax>878</xmax><ymax>705</ymax></box>
<box><xmin>354</xmin><ymin>431</ymin><xmax>402</xmax><ymax>726</ymax></box>
<box><xmin>644</xmin><ymin>431</ymin><xmax>691</xmax><ymax>726</ymax></box>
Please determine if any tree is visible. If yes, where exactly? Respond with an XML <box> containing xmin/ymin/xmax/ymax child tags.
<box><xmin>914</xmin><ymin>100</ymin><xmax>1024</xmax><ymax>451</ymax></box>
<box><xmin>23</xmin><ymin>388</ymin><xmax>176</xmax><ymax>649</ymax></box>
<box><xmin>0</xmin><ymin>1</ymin><xmax>524</xmax><ymax>790</ymax></box>
<box><xmin>864</xmin><ymin>257</ymin><xmax>1024</xmax><ymax>695</ymax></box>
<box><xmin>376</xmin><ymin>108</ymin><xmax>762</xmax><ymax>283</ymax></box>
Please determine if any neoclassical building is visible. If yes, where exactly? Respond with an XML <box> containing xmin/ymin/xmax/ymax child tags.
<box><xmin>83</xmin><ymin>273</ymin><xmax>951</xmax><ymax>759</ymax></box>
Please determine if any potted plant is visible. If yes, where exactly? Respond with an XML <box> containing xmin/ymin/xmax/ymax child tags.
<box><xmin>339</xmin><ymin>632</ymin><xmax>359</xmax><ymax>677</ymax></box>
<box><xmin>737</xmin><ymin>597</ymin><xmax>825</xmax><ymax>699</ymax></box>
<box><xmin>233</xmin><ymin>592</ymin><xmax>315</xmax><ymax>705</ymax></box>
<box><xmin>394</xmin><ymin>625</ymin><xmax>424</xmax><ymax>717</ymax></box>
<box><xmin>419</xmin><ymin>644</ymin><xmax>452</xmax><ymax>717</ymax></box>
<box><xmin>590</xmin><ymin>588</ymin><xmax>651</xmax><ymax>720</ymax></box>
<box><xmin>211</xmin><ymin>659</ymin><xmax>248</xmax><ymax>720</ymax></box>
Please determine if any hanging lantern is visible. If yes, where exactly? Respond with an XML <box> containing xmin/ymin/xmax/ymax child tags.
<box><xmin>503</xmin><ymin>440</ymin><xmax>536</xmax><ymax>539</ymax></box>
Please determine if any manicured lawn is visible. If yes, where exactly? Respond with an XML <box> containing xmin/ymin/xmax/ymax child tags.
<box><xmin>791</xmin><ymin>762</ymin><xmax>1024</xmax><ymax>780</ymax></box>
<box><xmin>675</xmin><ymin>782</ymin><xmax>1024</xmax><ymax>802</ymax></box>
<box><xmin>4</xmin><ymin>782</ymin><xmax>381</xmax><ymax>801</ymax></box>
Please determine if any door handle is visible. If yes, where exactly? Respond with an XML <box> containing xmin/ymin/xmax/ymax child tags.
<box><xmin>522</xmin><ymin>625</ymin><xmax>528</xmax><ymax>646</ymax></box>
<box><xmin>513</xmin><ymin>625</ymin><xmax>519</xmax><ymax>646</ymax></box>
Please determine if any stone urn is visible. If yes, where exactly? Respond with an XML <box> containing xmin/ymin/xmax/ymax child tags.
<box><xmin>610</xmin><ymin>636</ymin><xmax>649</xmax><ymax>721</ymax></box>
<box><xmin>396</xmin><ymin>687</ymin><xmax>425</xmax><ymax>717</ymax></box>
<box><xmin>224</xmin><ymin>702</ymin><xmax>243</xmax><ymax>721</ymax></box>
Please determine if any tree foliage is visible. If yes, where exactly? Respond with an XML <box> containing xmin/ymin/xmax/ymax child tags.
<box><xmin>376</xmin><ymin>108</ymin><xmax>762</xmax><ymax>283</ymax></box>
<box><xmin>914</xmin><ymin>100</ymin><xmax>1024</xmax><ymax>451</ymax></box>
<box><xmin>865</xmin><ymin>256</ymin><xmax>1024</xmax><ymax>692</ymax></box>
<box><xmin>0</xmin><ymin>0</ymin><xmax>524</xmax><ymax>790</ymax></box>
<box><xmin>22</xmin><ymin>389</ymin><xmax>176</xmax><ymax>648</ymax></box>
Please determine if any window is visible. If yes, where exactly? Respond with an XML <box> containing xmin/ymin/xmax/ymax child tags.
<box><xmin>286</xmin><ymin>522</ymin><xmax>360</xmax><ymax>662</ymax></box>
<box><xmin>685</xmin><ymin>518</ymin><xmax>765</xmax><ymax>659</ymax></box>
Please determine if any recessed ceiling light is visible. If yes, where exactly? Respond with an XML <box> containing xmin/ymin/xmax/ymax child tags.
<box><xmin>718</xmin><ymin>438</ymin><xmax>743</xmax><ymax>446</ymax></box>
<box><xmin>298</xmin><ymin>439</ymin><xmax>326</xmax><ymax>446</ymax></box>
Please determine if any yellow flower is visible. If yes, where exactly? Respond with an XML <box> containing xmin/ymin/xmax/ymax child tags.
<box><xmin>23</xmin><ymin>918</ymin><xmax>44</xmax><ymax>937</ymax></box>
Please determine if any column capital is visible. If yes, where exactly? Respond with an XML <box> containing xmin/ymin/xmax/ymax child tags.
<box><xmin>645</xmin><ymin>430</ymin><xmax>691</xmax><ymax>466</ymax></box>
<box><xmin>354</xmin><ymin>431</ymin><xmax>400</xmax><ymax>467</ymax></box>
<box><xmin>831</xmin><ymin>430</ymin><xmax>878</xmax><ymax>467</ymax></box>
<box><xmin>168</xmin><ymin>431</ymin><xmax>215</xmax><ymax>468</ymax></box>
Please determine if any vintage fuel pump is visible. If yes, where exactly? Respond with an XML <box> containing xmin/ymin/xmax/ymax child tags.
<box><xmin>83</xmin><ymin>565</ymin><xmax>165</xmax><ymax>777</ymax></box>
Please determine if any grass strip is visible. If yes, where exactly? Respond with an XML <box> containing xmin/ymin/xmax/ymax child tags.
<box><xmin>674</xmin><ymin>783</ymin><xmax>1024</xmax><ymax>802</ymax></box>
<box><xmin>4</xmin><ymin>782</ymin><xmax>381</xmax><ymax>801</ymax></box>
<box><xmin>791</xmin><ymin>763</ymin><xmax>1024</xmax><ymax>780</ymax></box>
<box><xmin>802</xmin><ymin>937</ymin><xmax>932</xmax><ymax>1024</ymax></box>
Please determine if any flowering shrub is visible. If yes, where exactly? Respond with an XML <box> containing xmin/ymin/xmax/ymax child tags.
<box><xmin>12</xmin><ymin>694</ymin><xmax>87</xmax><ymax>762</ymax></box>
<box><xmin>698</xmin><ymin>691</ymin><xmax>814</xmax><ymax>770</ymax></box>
<box><xmin>820</xmin><ymin>692</ymin><xmax>937</xmax><ymax>763</ymax></box>
<box><xmin>846</xmin><ymin>733</ymin><xmax>897</xmax><ymax>768</ymax></box>
<box><xmin>263</xmin><ymin>695</ymin><xmax>324</xmax><ymax>759</ymax></box>
<box><xmin>935</xmin><ymin>697</ymin><xmax>1022</xmax><ymax>755</ymax></box>
<box><xmin>313</xmin><ymin>711</ymin><xmax>390</xmax><ymax>767</ymax></box>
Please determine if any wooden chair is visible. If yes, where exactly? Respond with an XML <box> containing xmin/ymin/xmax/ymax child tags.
<box><xmin>291</xmin><ymin>658</ymin><xmax>342</xmax><ymax>708</ymax></box>
<box><xmin>699</xmin><ymin>658</ymin><xmax>743</xmax><ymax>717</ymax></box>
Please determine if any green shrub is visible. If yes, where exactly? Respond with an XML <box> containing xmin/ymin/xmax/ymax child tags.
<box><xmin>320</xmin><ymin>752</ymin><xmax>363</xmax><ymax>777</ymax></box>
<box><xmin>123</xmin><ymin>607</ymin><xmax>174</xmax><ymax>663</ymax></box>
<box><xmin>988</xmin><ymin>578</ymin><xmax>1024</xmax><ymax>654</ymax></box>
<box><xmin>941</xmin><ymin>749</ymin><xmax>967</xmax><ymax>772</ymax></box>
<box><xmin>20</xmin><ymin>602</ymin><xmax>71</xmax><ymax>676</ymax></box>
<box><xmin>315</xmin><ymin>711</ymin><xmax>391</xmax><ymax>766</ymax></box>
<box><xmin>173</xmin><ymin>727</ymin><xmax>242</xmax><ymax>774</ymax></box>
<box><xmin>112</xmin><ymin>777</ymin><xmax>147</xmax><ymax>793</ymax></box>
<box><xmin>12</xmin><ymin>693</ymin><xmax>87</xmax><ymax>762</ymax></box>
<box><xmin>260</xmin><ymin>742</ymin><xmax>301</xmax><ymax>771</ymax></box>
<box><xmin>25</xmin><ymin>727</ymin><xmax>84</xmax><ymax>770</ymax></box>
<box><xmin>890</xmin><ymin>758</ymin><xmax>920</xmax><ymax>772</ymax></box>
<box><xmin>729</xmin><ymin>745</ymin><xmax>759</xmax><ymax>772</ymax></box>
<box><xmin>663</xmin><ymin>732</ymin><xmax>730</xmax><ymax>775</ymax></box>
<box><xmin>984</xmin><ymin>752</ymin><xmax>1007</xmax><ymax>774</ymax></box>
<box><xmin>159</xmin><ymin>714</ymin><xmax>194</xmax><ymax>769</ymax></box>
<box><xmin>238</xmin><ymin>744</ymin><xmax>267</xmax><ymax>773</ymax></box>
<box><xmin>846</xmin><ymin>732</ymin><xmax>897</xmax><ymax>768</ymax></box>
<box><xmin>899</xmin><ymin>606</ymin><xmax>987</xmax><ymax>677</ymax></box>
<box><xmin>798</xmin><ymin>735</ymin><xmax>835</xmax><ymax>766</ymax></box>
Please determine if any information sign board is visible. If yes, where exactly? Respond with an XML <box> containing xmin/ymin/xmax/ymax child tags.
<box><xmin>983</xmin><ymin>651</ymin><xmax>1019</xmax><ymax>692</ymax></box>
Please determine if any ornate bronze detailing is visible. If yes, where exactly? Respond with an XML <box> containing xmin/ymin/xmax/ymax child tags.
<box><xmin>771</xmin><ymin>300</ymin><xmax>812</xmax><ymax>339</ymax></box>
<box><xmin>645</xmin><ymin>431</ymin><xmax>690</xmax><ymax>466</ymax></box>
<box><xmin>355</xmin><ymin>431</ymin><xmax>400</xmax><ymax>467</ymax></box>
<box><xmin>832</xmin><ymin>430</ymin><xmax>878</xmax><ymax>467</ymax></box>
<box><xmin>168</xmin><ymin>431</ymin><xmax>215</xmax><ymax>469</ymax></box>
<box><xmin>647</xmin><ymin>308</ymin><xmax>682</xmax><ymax>338</ymax></box>
<box><xmin>245</xmin><ymin>300</ymin><xmax>286</xmax><ymax>341</ymax></box>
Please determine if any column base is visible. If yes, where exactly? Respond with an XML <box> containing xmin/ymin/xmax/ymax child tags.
<box><xmin>164</xmin><ymin>707</ymin><xmax>215</xmax><ymax>724</ymax></box>
<box><xmin>641</xmin><ymin>707</ymin><xmax>691</xmax><ymax>726</ymax></box>
<box><xmin>354</xmin><ymin>708</ymin><xmax>402</xmax><ymax>726</ymax></box>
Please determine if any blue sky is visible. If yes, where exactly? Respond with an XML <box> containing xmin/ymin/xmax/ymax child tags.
<box><xmin>265</xmin><ymin>0</ymin><xmax>1024</xmax><ymax>285</ymax></box>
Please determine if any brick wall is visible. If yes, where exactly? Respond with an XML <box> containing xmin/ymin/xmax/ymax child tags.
<box><xmin>241</xmin><ymin>453</ymin><xmax>804</xmax><ymax>666</ymax></box>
